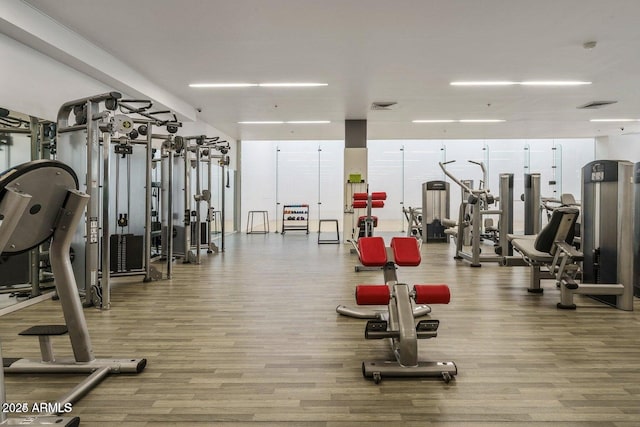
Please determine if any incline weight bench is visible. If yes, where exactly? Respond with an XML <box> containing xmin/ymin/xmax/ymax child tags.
<box><xmin>0</xmin><ymin>160</ymin><xmax>146</xmax><ymax>423</ymax></box>
<box><xmin>337</xmin><ymin>236</ymin><xmax>457</xmax><ymax>383</ymax></box>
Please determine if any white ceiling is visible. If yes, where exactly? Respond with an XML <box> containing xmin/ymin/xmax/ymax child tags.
<box><xmin>22</xmin><ymin>0</ymin><xmax>640</xmax><ymax>140</ymax></box>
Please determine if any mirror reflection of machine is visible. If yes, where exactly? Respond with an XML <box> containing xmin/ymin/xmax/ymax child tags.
<box><xmin>0</xmin><ymin>107</ymin><xmax>57</xmax><ymax>300</ymax></box>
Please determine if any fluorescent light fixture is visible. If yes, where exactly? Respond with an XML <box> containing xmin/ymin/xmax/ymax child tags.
<box><xmin>450</xmin><ymin>81</ymin><xmax>516</xmax><ymax>86</ymax></box>
<box><xmin>459</xmin><ymin>119</ymin><xmax>506</xmax><ymax>123</ymax></box>
<box><xmin>238</xmin><ymin>121</ymin><xmax>284</xmax><ymax>124</ymax></box>
<box><xmin>413</xmin><ymin>119</ymin><xmax>505</xmax><ymax>123</ymax></box>
<box><xmin>520</xmin><ymin>81</ymin><xmax>591</xmax><ymax>86</ymax></box>
<box><xmin>259</xmin><ymin>83</ymin><xmax>328</xmax><ymax>87</ymax></box>
<box><xmin>412</xmin><ymin>119</ymin><xmax>456</xmax><ymax>123</ymax></box>
<box><xmin>451</xmin><ymin>81</ymin><xmax>591</xmax><ymax>86</ymax></box>
<box><xmin>191</xmin><ymin>82</ymin><xmax>328</xmax><ymax>88</ymax></box>
<box><xmin>286</xmin><ymin>121</ymin><xmax>331</xmax><ymax>124</ymax></box>
<box><xmin>589</xmin><ymin>118</ymin><xmax>640</xmax><ymax>122</ymax></box>
<box><xmin>238</xmin><ymin>120</ymin><xmax>330</xmax><ymax>124</ymax></box>
<box><xmin>189</xmin><ymin>83</ymin><xmax>257</xmax><ymax>88</ymax></box>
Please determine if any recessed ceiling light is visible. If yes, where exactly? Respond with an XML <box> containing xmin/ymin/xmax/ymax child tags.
<box><xmin>412</xmin><ymin>120</ymin><xmax>456</xmax><ymax>123</ymax></box>
<box><xmin>189</xmin><ymin>83</ymin><xmax>258</xmax><ymax>88</ymax></box>
<box><xmin>450</xmin><ymin>81</ymin><xmax>591</xmax><ymax>86</ymax></box>
<box><xmin>238</xmin><ymin>121</ymin><xmax>284</xmax><ymax>124</ymax></box>
<box><xmin>589</xmin><ymin>118</ymin><xmax>640</xmax><ymax>122</ymax></box>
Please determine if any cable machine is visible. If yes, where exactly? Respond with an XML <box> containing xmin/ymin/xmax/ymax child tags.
<box><xmin>56</xmin><ymin>92</ymin><xmax>173</xmax><ymax>309</ymax></box>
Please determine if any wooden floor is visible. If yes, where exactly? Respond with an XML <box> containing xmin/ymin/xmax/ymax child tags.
<box><xmin>1</xmin><ymin>232</ymin><xmax>640</xmax><ymax>426</ymax></box>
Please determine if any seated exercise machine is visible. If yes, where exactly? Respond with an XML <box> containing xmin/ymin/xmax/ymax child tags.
<box><xmin>510</xmin><ymin>207</ymin><xmax>579</xmax><ymax>294</ymax></box>
<box><xmin>439</xmin><ymin>161</ymin><xmax>513</xmax><ymax>266</ymax></box>
<box><xmin>0</xmin><ymin>160</ymin><xmax>146</xmax><ymax>421</ymax></box>
<box><xmin>349</xmin><ymin>189</ymin><xmax>386</xmax><ymax>272</ymax></box>
<box><xmin>510</xmin><ymin>160</ymin><xmax>636</xmax><ymax>310</ymax></box>
<box><xmin>337</xmin><ymin>236</ymin><xmax>457</xmax><ymax>383</ymax></box>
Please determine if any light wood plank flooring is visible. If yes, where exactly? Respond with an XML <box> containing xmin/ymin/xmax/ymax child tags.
<box><xmin>1</xmin><ymin>232</ymin><xmax>640</xmax><ymax>426</ymax></box>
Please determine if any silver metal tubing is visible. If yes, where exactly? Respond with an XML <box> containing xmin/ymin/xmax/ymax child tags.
<box><xmin>50</xmin><ymin>190</ymin><xmax>94</xmax><ymax>362</ymax></box>
<box><xmin>101</xmin><ymin>131</ymin><xmax>111</xmax><ymax>310</ymax></box>
<box><xmin>4</xmin><ymin>357</ymin><xmax>146</xmax><ymax>374</ymax></box>
<box><xmin>392</xmin><ymin>284</ymin><xmax>418</xmax><ymax>367</ymax></box>
<box><xmin>335</xmin><ymin>305</ymin><xmax>384</xmax><ymax>319</ymax></box>
<box><xmin>195</xmin><ymin>145</ymin><xmax>201</xmax><ymax>264</ymax></box>
<box><xmin>166</xmin><ymin>149</ymin><xmax>174</xmax><ymax>278</ymax></box>
<box><xmin>54</xmin><ymin>366</ymin><xmax>110</xmax><ymax>412</ymax></box>
<box><xmin>144</xmin><ymin>131</ymin><xmax>153</xmax><ymax>280</ymax></box>
<box><xmin>183</xmin><ymin>148</ymin><xmax>191</xmax><ymax>261</ymax></box>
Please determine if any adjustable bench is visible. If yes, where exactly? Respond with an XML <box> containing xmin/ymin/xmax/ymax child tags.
<box><xmin>337</xmin><ymin>236</ymin><xmax>457</xmax><ymax>383</ymax></box>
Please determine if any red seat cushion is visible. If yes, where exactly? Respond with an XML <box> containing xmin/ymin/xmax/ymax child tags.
<box><xmin>390</xmin><ymin>237</ymin><xmax>421</xmax><ymax>266</ymax></box>
<box><xmin>358</xmin><ymin>237</ymin><xmax>387</xmax><ymax>266</ymax></box>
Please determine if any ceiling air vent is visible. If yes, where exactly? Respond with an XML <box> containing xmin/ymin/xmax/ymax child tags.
<box><xmin>371</xmin><ymin>101</ymin><xmax>398</xmax><ymax>111</ymax></box>
<box><xmin>577</xmin><ymin>101</ymin><xmax>617</xmax><ymax>109</ymax></box>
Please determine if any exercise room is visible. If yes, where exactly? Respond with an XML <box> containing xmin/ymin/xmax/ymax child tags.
<box><xmin>1</xmin><ymin>1</ymin><xmax>639</xmax><ymax>425</ymax></box>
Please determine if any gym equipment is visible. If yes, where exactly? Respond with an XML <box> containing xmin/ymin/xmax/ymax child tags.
<box><xmin>575</xmin><ymin>160</ymin><xmax>634</xmax><ymax>310</ymax></box>
<box><xmin>156</xmin><ymin>134</ymin><xmax>229</xmax><ymax>268</ymax></box>
<box><xmin>634</xmin><ymin>162</ymin><xmax>640</xmax><ymax>298</ymax></box>
<box><xmin>0</xmin><ymin>108</ymin><xmax>57</xmax><ymax>300</ymax></box>
<box><xmin>0</xmin><ymin>159</ymin><xmax>145</xmax><ymax>421</ymax></box>
<box><xmin>402</xmin><ymin>206</ymin><xmax>422</xmax><ymax>238</ymax></box>
<box><xmin>349</xmin><ymin>189</ymin><xmax>386</xmax><ymax>272</ymax></box>
<box><xmin>523</xmin><ymin>173</ymin><xmax>541</xmax><ymax>235</ymax></box>
<box><xmin>511</xmin><ymin>160</ymin><xmax>635</xmax><ymax>310</ymax></box>
<box><xmin>421</xmin><ymin>180</ymin><xmax>450</xmax><ymax>242</ymax></box>
<box><xmin>440</xmin><ymin>161</ymin><xmax>513</xmax><ymax>266</ymax></box>
<box><xmin>337</xmin><ymin>236</ymin><xmax>456</xmax><ymax>383</ymax></box>
<box><xmin>510</xmin><ymin>207</ymin><xmax>578</xmax><ymax>293</ymax></box>
<box><xmin>56</xmin><ymin>93</ymin><xmax>170</xmax><ymax>309</ymax></box>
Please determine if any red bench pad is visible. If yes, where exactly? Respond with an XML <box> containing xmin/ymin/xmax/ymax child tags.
<box><xmin>390</xmin><ymin>237</ymin><xmax>421</xmax><ymax>266</ymax></box>
<box><xmin>353</xmin><ymin>192</ymin><xmax>368</xmax><ymax>200</ymax></box>
<box><xmin>358</xmin><ymin>237</ymin><xmax>388</xmax><ymax>266</ymax></box>
<box><xmin>355</xmin><ymin>285</ymin><xmax>390</xmax><ymax>305</ymax></box>
<box><xmin>371</xmin><ymin>192</ymin><xmax>387</xmax><ymax>201</ymax></box>
<box><xmin>413</xmin><ymin>284</ymin><xmax>450</xmax><ymax>304</ymax></box>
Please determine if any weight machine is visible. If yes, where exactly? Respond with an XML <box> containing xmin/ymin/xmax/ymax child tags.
<box><xmin>440</xmin><ymin>160</ymin><xmax>513</xmax><ymax>266</ymax></box>
<box><xmin>0</xmin><ymin>159</ymin><xmax>145</xmax><ymax>424</ymax></box>
<box><xmin>56</xmin><ymin>92</ymin><xmax>174</xmax><ymax>309</ymax></box>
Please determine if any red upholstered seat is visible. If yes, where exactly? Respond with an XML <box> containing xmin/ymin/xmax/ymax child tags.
<box><xmin>390</xmin><ymin>237</ymin><xmax>421</xmax><ymax>266</ymax></box>
<box><xmin>358</xmin><ymin>237</ymin><xmax>388</xmax><ymax>266</ymax></box>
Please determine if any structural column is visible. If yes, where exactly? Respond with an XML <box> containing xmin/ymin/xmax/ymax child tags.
<box><xmin>343</xmin><ymin>120</ymin><xmax>367</xmax><ymax>241</ymax></box>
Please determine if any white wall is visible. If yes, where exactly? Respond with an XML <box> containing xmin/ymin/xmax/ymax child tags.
<box><xmin>0</xmin><ymin>32</ymin><xmax>111</xmax><ymax>120</ymax></box>
<box><xmin>595</xmin><ymin>135</ymin><xmax>640</xmax><ymax>163</ymax></box>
